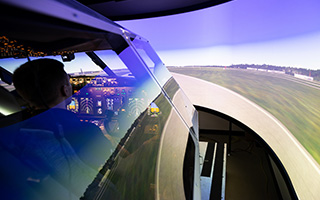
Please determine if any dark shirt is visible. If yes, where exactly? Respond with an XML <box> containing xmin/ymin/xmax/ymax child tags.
<box><xmin>1</xmin><ymin>108</ymin><xmax>112</xmax><ymax>169</ymax></box>
<box><xmin>0</xmin><ymin>108</ymin><xmax>113</xmax><ymax>199</ymax></box>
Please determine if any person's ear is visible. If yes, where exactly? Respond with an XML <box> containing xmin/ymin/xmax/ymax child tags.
<box><xmin>61</xmin><ymin>84</ymin><xmax>69</xmax><ymax>97</ymax></box>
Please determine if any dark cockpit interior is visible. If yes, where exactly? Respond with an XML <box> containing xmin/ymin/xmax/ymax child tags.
<box><xmin>0</xmin><ymin>2</ymin><xmax>168</xmax><ymax>199</ymax></box>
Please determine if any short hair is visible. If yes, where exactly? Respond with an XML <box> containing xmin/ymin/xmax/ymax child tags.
<box><xmin>13</xmin><ymin>58</ymin><xmax>68</xmax><ymax>107</ymax></box>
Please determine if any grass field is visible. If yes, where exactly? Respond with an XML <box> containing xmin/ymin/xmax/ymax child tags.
<box><xmin>168</xmin><ymin>67</ymin><xmax>320</xmax><ymax>164</ymax></box>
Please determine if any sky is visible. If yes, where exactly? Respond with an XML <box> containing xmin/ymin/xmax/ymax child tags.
<box><xmin>118</xmin><ymin>0</ymin><xmax>320</xmax><ymax>70</ymax></box>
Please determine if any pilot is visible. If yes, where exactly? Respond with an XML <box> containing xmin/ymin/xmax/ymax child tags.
<box><xmin>11</xmin><ymin>58</ymin><xmax>112</xmax><ymax>170</ymax></box>
<box><xmin>0</xmin><ymin>58</ymin><xmax>115</xmax><ymax>200</ymax></box>
<box><xmin>13</xmin><ymin>58</ymin><xmax>72</xmax><ymax>110</ymax></box>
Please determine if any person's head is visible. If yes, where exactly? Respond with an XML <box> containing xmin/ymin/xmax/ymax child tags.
<box><xmin>13</xmin><ymin>58</ymin><xmax>72</xmax><ymax>109</ymax></box>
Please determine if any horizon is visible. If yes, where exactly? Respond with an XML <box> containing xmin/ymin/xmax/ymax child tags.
<box><xmin>118</xmin><ymin>0</ymin><xmax>320</xmax><ymax>70</ymax></box>
<box><xmin>167</xmin><ymin>64</ymin><xmax>320</xmax><ymax>71</ymax></box>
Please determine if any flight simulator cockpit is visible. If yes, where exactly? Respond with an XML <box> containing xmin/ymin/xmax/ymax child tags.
<box><xmin>0</xmin><ymin>1</ymin><xmax>199</xmax><ymax>199</ymax></box>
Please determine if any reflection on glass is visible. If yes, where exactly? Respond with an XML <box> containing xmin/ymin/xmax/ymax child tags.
<box><xmin>0</xmin><ymin>30</ymin><xmax>195</xmax><ymax>200</ymax></box>
<box><xmin>0</xmin><ymin>47</ymin><xmax>171</xmax><ymax>200</ymax></box>
<box><xmin>162</xmin><ymin>77</ymin><xmax>198</xmax><ymax>134</ymax></box>
<box><xmin>91</xmin><ymin>92</ymin><xmax>173</xmax><ymax>200</ymax></box>
<box><xmin>131</xmin><ymin>38</ymin><xmax>172</xmax><ymax>87</ymax></box>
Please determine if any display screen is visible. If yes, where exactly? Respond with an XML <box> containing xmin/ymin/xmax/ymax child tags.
<box><xmin>67</xmin><ymin>75</ymin><xmax>136</xmax><ymax>132</ymax></box>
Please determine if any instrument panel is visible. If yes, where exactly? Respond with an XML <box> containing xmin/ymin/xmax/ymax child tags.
<box><xmin>68</xmin><ymin>87</ymin><xmax>133</xmax><ymax>117</ymax></box>
<box><xmin>68</xmin><ymin>75</ymin><xmax>135</xmax><ymax>118</ymax></box>
<box><xmin>67</xmin><ymin>74</ymin><xmax>149</xmax><ymax>135</ymax></box>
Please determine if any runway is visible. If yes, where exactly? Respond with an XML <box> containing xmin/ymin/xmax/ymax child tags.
<box><xmin>172</xmin><ymin>72</ymin><xmax>320</xmax><ymax>199</ymax></box>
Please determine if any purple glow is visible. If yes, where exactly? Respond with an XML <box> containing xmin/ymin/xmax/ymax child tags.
<box><xmin>118</xmin><ymin>0</ymin><xmax>320</xmax><ymax>69</ymax></box>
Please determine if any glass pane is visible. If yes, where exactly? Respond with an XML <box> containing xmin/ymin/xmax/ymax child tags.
<box><xmin>156</xmin><ymin>109</ymin><xmax>190</xmax><ymax>200</ymax></box>
<box><xmin>0</xmin><ymin>0</ymin><xmax>198</xmax><ymax>196</ymax></box>
<box><xmin>130</xmin><ymin>39</ymin><xmax>198</xmax><ymax>135</ymax></box>
<box><xmin>0</xmin><ymin>33</ymin><xmax>192</xmax><ymax>199</ymax></box>
<box><xmin>164</xmin><ymin>77</ymin><xmax>198</xmax><ymax>135</ymax></box>
<box><xmin>0</xmin><ymin>48</ymin><xmax>165</xmax><ymax>199</ymax></box>
<box><xmin>131</xmin><ymin>38</ymin><xmax>172</xmax><ymax>87</ymax></box>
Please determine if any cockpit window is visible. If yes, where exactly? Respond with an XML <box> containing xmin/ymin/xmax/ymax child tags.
<box><xmin>0</xmin><ymin>2</ymin><xmax>191</xmax><ymax>197</ymax></box>
<box><xmin>0</xmin><ymin>33</ymin><xmax>179</xmax><ymax>199</ymax></box>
